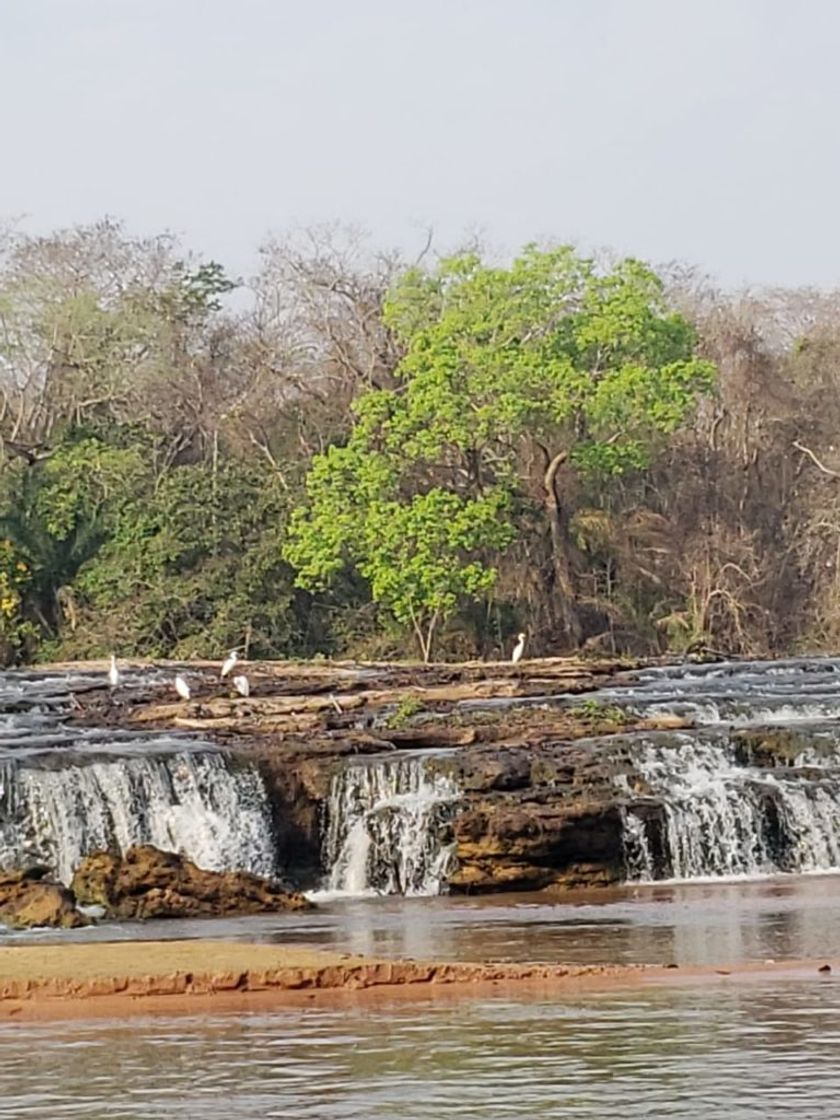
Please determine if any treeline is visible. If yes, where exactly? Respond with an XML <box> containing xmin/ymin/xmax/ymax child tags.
<box><xmin>0</xmin><ymin>219</ymin><xmax>837</xmax><ymax>665</ymax></box>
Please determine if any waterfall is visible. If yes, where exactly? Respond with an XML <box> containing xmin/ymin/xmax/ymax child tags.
<box><xmin>0</xmin><ymin>750</ymin><xmax>277</xmax><ymax>885</ymax></box>
<box><xmin>321</xmin><ymin>754</ymin><xmax>460</xmax><ymax>897</ymax></box>
<box><xmin>622</xmin><ymin>733</ymin><xmax>840</xmax><ymax>881</ymax></box>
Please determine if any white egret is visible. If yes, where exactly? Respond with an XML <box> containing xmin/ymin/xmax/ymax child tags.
<box><xmin>232</xmin><ymin>674</ymin><xmax>250</xmax><ymax>697</ymax></box>
<box><xmin>511</xmin><ymin>632</ymin><xmax>526</xmax><ymax>664</ymax></box>
<box><xmin>174</xmin><ymin>675</ymin><xmax>191</xmax><ymax>701</ymax></box>
<box><xmin>220</xmin><ymin>649</ymin><xmax>238</xmax><ymax>678</ymax></box>
<box><xmin>108</xmin><ymin>654</ymin><xmax>120</xmax><ymax>689</ymax></box>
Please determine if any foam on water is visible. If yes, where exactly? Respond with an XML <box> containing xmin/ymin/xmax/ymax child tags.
<box><xmin>622</xmin><ymin>733</ymin><xmax>840</xmax><ymax>881</ymax></box>
<box><xmin>320</xmin><ymin>754</ymin><xmax>459</xmax><ymax>898</ymax></box>
<box><xmin>0</xmin><ymin>750</ymin><xmax>277</xmax><ymax>885</ymax></box>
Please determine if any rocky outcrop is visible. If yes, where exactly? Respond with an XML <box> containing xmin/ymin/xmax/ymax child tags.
<box><xmin>0</xmin><ymin>867</ymin><xmax>85</xmax><ymax>929</ymax></box>
<box><xmin>450</xmin><ymin>796</ymin><xmax>624</xmax><ymax>891</ymax></box>
<box><xmin>70</xmin><ymin>846</ymin><xmax>312</xmax><ymax>920</ymax></box>
<box><xmin>424</xmin><ymin>743</ymin><xmax>636</xmax><ymax>891</ymax></box>
<box><xmin>63</xmin><ymin>655</ymin><xmax>696</xmax><ymax>897</ymax></box>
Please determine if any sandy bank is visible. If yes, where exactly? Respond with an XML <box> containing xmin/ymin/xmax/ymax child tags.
<box><xmin>0</xmin><ymin>940</ymin><xmax>836</xmax><ymax>1021</ymax></box>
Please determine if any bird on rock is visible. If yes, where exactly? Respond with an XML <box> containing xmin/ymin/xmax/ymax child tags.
<box><xmin>232</xmin><ymin>674</ymin><xmax>250</xmax><ymax>698</ymax></box>
<box><xmin>174</xmin><ymin>675</ymin><xmax>191</xmax><ymax>701</ymax></box>
<box><xmin>511</xmin><ymin>632</ymin><xmax>526</xmax><ymax>664</ymax></box>
<box><xmin>108</xmin><ymin>654</ymin><xmax>120</xmax><ymax>689</ymax></box>
<box><xmin>220</xmin><ymin>649</ymin><xmax>238</xmax><ymax>679</ymax></box>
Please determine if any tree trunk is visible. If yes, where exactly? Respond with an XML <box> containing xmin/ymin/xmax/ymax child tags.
<box><xmin>543</xmin><ymin>450</ymin><xmax>582</xmax><ymax>648</ymax></box>
<box><xmin>409</xmin><ymin>608</ymin><xmax>439</xmax><ymax>663</ymax></box>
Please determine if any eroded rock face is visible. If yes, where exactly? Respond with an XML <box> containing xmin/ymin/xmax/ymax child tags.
<box><xmin>71</xmin><ymin>846</ymin><xmax>313</xmax><ymax>920</ymax></box>
<box><xmin>242</xmin><ymin>733</ymin><xmax>663</xmax><ymax>895</ymax></box>
<box><xmin>429</xmin><ymin>744</ymin><xmax>631</xmax><ymax>891</ymax></box>
<box><xmin>0</xmin><ymin>867</ymin><xmax>85</xmax><ymax>929</ymax></box>
<box><xmin>450</xmin><ymin>796</ymin><xmax>624</xmax><ymax>891</ymax></box>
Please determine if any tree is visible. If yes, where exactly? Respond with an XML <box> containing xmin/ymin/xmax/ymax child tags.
<box><xmin>62</xmin><ymin>455</ymin><xmax>307</xmax><ymax>660</ymax></box>
<box><xmin>0</xmin><ymin>432</ymin><xmax>148</xmax><ymax>647</ymax></box>
<box><xmin>285</xmin><ymin>446</ymin><xmax>513</xmax><ymax>660</ymax></box>
<box><xmin>0</xmin><ymin>219</ymin><xmax>236</xmax><ymax>462</ymax></box>
<box><xmin>286</xmin><ymin>245</ymin><xmax>715</xmax><ymax>655</ymax></box>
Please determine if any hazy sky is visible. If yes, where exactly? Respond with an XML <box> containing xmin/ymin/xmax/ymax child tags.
<box><xmin>2</xmin><ymin>0</ymin><xmax>839</xmax><ymax>287</ymax></box>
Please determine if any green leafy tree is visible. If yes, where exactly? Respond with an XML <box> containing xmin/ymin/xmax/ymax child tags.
<box><xmin>286</xmin><ymin>245</ymin><xmax>715</xmax><ymax>654</ymax></box>
<box><xmin>69</xmin><ymin>457</ymin><xmax>308</xmax><ymax>659</ymax></box>
<box><xmin>286</xmin><ymin>454</ymin><xmax>513</xmax><ymax>659</ymax></box>
<box><xmin>0</xmin><ymin>434</ymin><xmax>147</xmax><ymax>645</ymax></box>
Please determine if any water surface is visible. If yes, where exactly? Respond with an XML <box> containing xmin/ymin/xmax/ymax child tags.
<box><xmin>6</xmin><ymin>875</ymin><xmax>840</xmax><ymax>970</ymax></box>
<box><xmin>2</xmin><ymin>978</ymin><xmax>838</xmax><ymax>1118</ymax></box>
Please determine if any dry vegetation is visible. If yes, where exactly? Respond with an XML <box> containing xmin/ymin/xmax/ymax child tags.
<box><xmin>1</xmin><ymin>221</ymin><xmax>839</xmax><ymax>664</ymax></box>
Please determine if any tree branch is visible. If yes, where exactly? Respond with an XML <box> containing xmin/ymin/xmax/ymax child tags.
<box><xmin>793</xmin><ymin>439</ymin><xmax>840</xmax><ymax>479</ymax></box>
<box><xmin>543</xmin><ymin>450</ymin><xmax>569</xmax><ymax>497</ymax></box>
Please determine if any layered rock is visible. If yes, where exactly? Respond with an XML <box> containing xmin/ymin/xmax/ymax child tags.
<box><xmin>427</xmin><ymin>743</ymin><xmax>636</xmax><ymax>891</ymax></box>
<box><xmin>62</xmin><ymin>654</ymin><xmax>697</xmax><ymax>897</ymax></box>
<box><xmin>70</xmin><ymin>846</ymin><xmax>312</xmax><ymax>920</ymax></box>
<box><xmin>0</xmin><ymin>867</ymin><xmax>85</xmax><ymax>929</ymax></box>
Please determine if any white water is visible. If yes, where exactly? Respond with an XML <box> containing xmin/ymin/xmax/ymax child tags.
<box><xmin>622</xmin><ymin>734</ymin><xmax>840</xmax><ymax>881</ymax></box>
<box><xmin>9</xmin><ymin>659</ymin><xmax>840</xmax><ymax>898</ymax></box>
<box><xmin>321</xmin><ymin>755</ymin><xmax>459</xmax><ymax>897</ymax></box>
<box><xmin>0</xmin><ymin>751</ymin><xmax>277</xmax><ymax>885</ymax></box>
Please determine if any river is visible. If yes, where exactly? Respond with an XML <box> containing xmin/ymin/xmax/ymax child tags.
<box><xmin>2</xmin><ymin>880</ymin><xmax>840</xmax><ymax>1116</ymax></box>
<box><xmin>3</xmin><ymin>658</ymin><xmax>840</xmax><ymax>1116</ymax></box>
<box><xmin>1</xmin><ymin>966</ymin><xmax>838</xmax><ymax>1117</ymax></box>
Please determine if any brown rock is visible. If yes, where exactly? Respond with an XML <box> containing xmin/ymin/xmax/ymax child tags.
<box><xmin>71</xmin><ymin>846</ymin><xmax>312</xmax><ymax>921</ymax></box>
<box><xmin>0</xmin><ymin>867</ymin><xmax>85</xmax><ymax>929</ymax></box>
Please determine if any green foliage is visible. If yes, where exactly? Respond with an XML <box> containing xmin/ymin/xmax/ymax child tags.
<box><xmin>382</xmin><ymin>245</ymin><xmax>715</xmax><ymax>477</ymax></box>
<box><xmin>68</xmin><ymin>457</ymin><xmax>306</xmax><ymax>659</ymax></box>
<box><xmin>385</xmin><ymin>695</ymin><xmax>424</xmax><ymax>729</ymax></box>
<box><xmin>286</xmin><ymin>465</ymin><xmax>514</xmax><ymax>660</ymax></box>
<box><xmin>0</xmin><ymin>225</ymin><xmax>721</xmax><ymax>665</ymax></box>
<box><xmin>0</xmin><ymin>427</ymin><xmax>312</xmax><ymax>663</ymax></box>
<box><xmin>287</xmin><ymin>245</ymin><xmax>714</xmax><ymax>658</ymax></box>
<box><xmin>0</xmin><ymin>539</ymin><xmax>36</xmax><ymax>662</ymax></box>
<box><xmin>0</xmin><ymin>436</ymin><xmax>146</xmax><ymax>648</ymax></box>
<box><xmin>569</xmin><ymin>698</ymin><xmax>629</xmax><ymax>724</ymax></box>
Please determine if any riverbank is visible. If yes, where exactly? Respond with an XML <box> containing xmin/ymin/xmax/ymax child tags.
<box><xmin>0</xmin><ymin>939</ymin><xmax>836</xmax><ymax>1021</ymax></box>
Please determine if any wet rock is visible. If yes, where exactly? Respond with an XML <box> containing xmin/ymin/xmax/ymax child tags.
<box><xmin>0</xmin><ymin>867</ymin><xmax>85</xmax><ymax>929</ymax></box>
<box><xmin>733</xmin><ymin>728</ymin><xmax>810</xmax><ymax>768</ymax></box>
<box><xmin>449</xmin><ymin>792</ymin><xmax>625</xmax><ymax>891</ymax></box>
<box><xmin>430</xmin><ymin>748</ymin><xmax>532</xmax><ymax>793</ymax></box>
<box><xmin>71</xmin><ymin>846</ymin><xmax>312</xmax><ymax>920</ymax></box>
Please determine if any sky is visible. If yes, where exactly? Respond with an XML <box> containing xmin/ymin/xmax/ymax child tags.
<box><xmin>2</xmin><ymin>0</ymin><xmax>840</xmax><ymax>288</ymax></box>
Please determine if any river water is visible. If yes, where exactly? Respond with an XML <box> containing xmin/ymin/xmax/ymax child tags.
<box><xmin>4</xmin><ymin>659</ymin><xmax>840</xmax><ymax>1116</ymax></box>
<box><xmin>2</xmin><ymin>879</ymin><xmax>840</xmax><ymax>1117</ymax></box>
<box><xmin>1</xmin><ymin>974</ymin><xmax>839</xmax><ymax>1118</ymax></box>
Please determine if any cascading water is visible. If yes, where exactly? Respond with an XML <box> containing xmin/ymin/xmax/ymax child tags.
<box><xmin>0</xmin><ymin>667</ymin><xmax>281</xmax><ymax>889</ymax></box>
<box><xmin>0</xmin><ymin>749</ymin><xmax>278</xmax><ymax>886</ymax></box>
<box><xmin>321</xmin><ymin>754</ymin><xmax>460</xmax><ymax>897</ymax></box>
<box><xmin>621</xmin><ymin>731</ymin><xmax>840</xmax><ymax>881</ymax></box>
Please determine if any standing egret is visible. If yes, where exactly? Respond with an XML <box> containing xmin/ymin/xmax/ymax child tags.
<box><xmin>108</xmin><ymin>654</ymin><xmax>120</xmax><ymax>689</ymax></box>
<box><xmin>511</xmin><ymin>632</ymin><xmax>526</xmax><ymax>664</ymax></box>
<box><xmin>220</xmin><ymin>649</ymin><xmax>238</xmax><ymax>678</ymax></box>
<box><xmin>232</xmin><ymin>674</ymin><xmax>250</xmax><ymax>698</ymax></box>
<box><xmin>174</xmin><ymin>675</ymin><xmax>191</xmax><ymax>701</ymax></box>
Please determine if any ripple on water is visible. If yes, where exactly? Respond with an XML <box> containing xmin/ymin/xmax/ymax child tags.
<box><xmin>1</xmin><ymin>981</ymin><xmax>839</xmax><ymax>1118</ymax></box>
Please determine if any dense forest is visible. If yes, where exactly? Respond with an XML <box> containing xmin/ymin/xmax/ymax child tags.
<box><xmin>0</xmin><ymin>219</ymin><xmax>838</xmax><ymax>665</ymax></box>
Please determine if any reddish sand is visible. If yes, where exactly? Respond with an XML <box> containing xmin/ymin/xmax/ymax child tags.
<box><xmin>0</xmin><ymin>940</ymin><xmax>836</xmax><ymax>1021</ymax></box>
